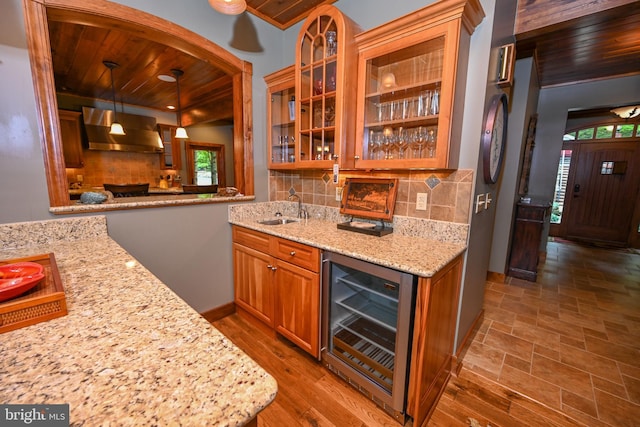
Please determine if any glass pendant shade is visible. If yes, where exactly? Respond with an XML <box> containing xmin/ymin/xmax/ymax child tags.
<box><xmin>208</xmin><ymin>0</ymin><xmax>246</xmax><ymax>15</ymax></box>
<box><xmin>175</xmin><ymin>127</ymin><xmax>189</xmax><ymax>139</ymax></box>
<box><xmin>171</xmin><ymin>69</ymin><xmax>189</xmax><ymax>139</ymax></box>
<box><xmin>104</xmin><ymin>60</ymin><xmax>125</xmax><ymax>135</ymax></box>
<box><xmin>611</xmin><ymin>106</ymin><xmax>640</xmax><ymax>119</ymax></box>
<box><xmin>109</xmin><ymin>122</ymin><xmax>126</xmax><ymax>135</ymax></box>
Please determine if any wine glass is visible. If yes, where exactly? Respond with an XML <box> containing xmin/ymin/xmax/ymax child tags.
<box><xmin>396</xmin><ymin>127</ymin><xmax>409</xmax><ymax>159</ymax></box>
<box><xmin>368</xmin><ymin>130</ymin><xmax>381</xmax><ymax>160</ymax></box>
<box><xmin>382</xmin><ymin>128</ymin><xmax>395</xmax><ymax>159</ymax></box>
<box><xmin>427</xmin><ymin>128</ymin><xmax>437</xmax><ymax>157</ymax></box>
<box><xmin>412</xmin><ymin>126</ymin><xmax>427</xmax><ymax>158</ymax></box>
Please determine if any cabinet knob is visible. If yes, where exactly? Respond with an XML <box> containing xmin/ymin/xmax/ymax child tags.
<box><xmin>271</xmin><ymin>266</ymin><xmax>277</xmax><ymax>271</ymax></box>
<box><xmin>267</xmin><ymin>264</ymin><xmax>273</xmax><ymax>269</ymax></box>
<box><xmin>354</xmin><ymin>155</ymin><xmax>360</xmax><ymax>160</ymax></box>
<box><xmin>289</xmin><ymin>251</ymin><xmax>296</xmax><ymax>256</ymax></box>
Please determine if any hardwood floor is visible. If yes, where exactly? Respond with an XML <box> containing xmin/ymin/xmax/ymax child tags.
<box><xmin>212</xmin><ymin>240</ymin><xmax>640</xmax><ymax>426</ymax></box>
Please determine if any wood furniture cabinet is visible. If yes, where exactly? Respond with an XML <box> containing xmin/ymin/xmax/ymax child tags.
<box><xmin>354</xmin><ymin>0</ymin><xmax>484</xmax><ymax>170</ymax></box>
<box><xmin>232</xmin><ymin>226</ymin><xmax>321</xmax><ymax>357</ymax></box>
<box><xmin>507</xmin><ymin>199</ymin><xmax>551</xmax><ymax>281</ymax></box>
<box><xmin>264</xmin><ymin>65</ymin><xmax>296</xmax><ymax>169</ymax></box>
<box><xmin>294</xmin><ymin>5</ymin><xmax>361</xmax><ymax>169</ymax></box>
<box><xmin>157</xmin><ymin>124</ymin><xmax>182</xmax><ymax>170</ymax></box>
<box><xmin>58</xmin><ymin>110</ymin><xmax>84</xmax><ymax>168</ymax></box>
<box><xmin>407</xmin><ymin>254</ymin><xmax>463</xmax><ymax>427</ymax></box>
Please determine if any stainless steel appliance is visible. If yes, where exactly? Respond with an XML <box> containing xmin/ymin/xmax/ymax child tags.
<box><xmin>321</xmin><ymin>251</ymin><xmax>417</xmax><ymax>423</ymax></box>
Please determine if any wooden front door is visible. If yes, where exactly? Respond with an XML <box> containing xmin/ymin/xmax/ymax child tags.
<box><xmin>564</xmin><ymin>141</ymin><xmax>640</xmax><ymax>245</ymax></box>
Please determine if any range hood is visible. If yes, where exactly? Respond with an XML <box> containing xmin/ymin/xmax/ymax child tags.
<box><xmin>82</xmin><ymin>107</ymin><xmax>164</xmax><ymax>153</ymax></box>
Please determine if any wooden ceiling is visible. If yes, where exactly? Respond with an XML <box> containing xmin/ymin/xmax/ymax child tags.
<box><xmin>246</xmin><ymin>0</ymin><xmax>336</xmax><ymax>30</ymax></box>
<box><xmin>47</xmin><ymin>0</ymin><xmax>639</xmax><ymax>127</ymax></box>
<box><xmin>48</xmin><ymin>20</ymin><xmax>234</xmax><ymax>125</ymax></box>
<box><xmin>514</xmin><ymin>0</ymin><xmax>640</xmax><ymax>88</ymax></box>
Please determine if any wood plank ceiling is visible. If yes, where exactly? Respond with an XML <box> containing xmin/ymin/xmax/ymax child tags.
<box><xmin>246</xmin><ymin>0</ymin><xmax>337</xmax><ymax>30</ymax></box>
<box><xmin>514</xmin><ymin>0</ymin><xmax>640</xmax><ymax>88</ymax></box>
<box><xmin>47</xmin><ymin>0</ymin><xmax>639</xmax><ymax>128</ymax></box>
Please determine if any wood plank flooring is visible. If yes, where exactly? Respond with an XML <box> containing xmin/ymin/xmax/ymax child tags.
<box><xmin>212</xmin><ymin>240</ymin><xmax>640</xmax><ymax>426</ymax></box>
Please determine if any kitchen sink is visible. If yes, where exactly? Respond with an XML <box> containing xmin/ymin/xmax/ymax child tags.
<box><xmin>258</xmin><ymin>218</ymin><xmax>299</xmax><ymax>225</ymax></box>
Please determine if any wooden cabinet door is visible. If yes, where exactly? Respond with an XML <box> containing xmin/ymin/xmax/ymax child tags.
<box><xmin>265</xmin><ymin>65</ymin><xmax>296</xmax><ymax>169</ymax></box>
<box><xmin>353</xmin><ymin>0</ymin><xmax>483</xmax><ymax>170</ymax></box>
<box><xmin>58</xmin><ymin>110</ymin><xmax>83</xmax><ymax>168</ymax></box>
<box><xmin>232</xmin><ymin>243</ymin><xmax>275</xmax><ymax>327</ymax></box>
<box><xmin>407</xmin><ymin>255</ymin><xmax>462</xmax><ymax>426</ymax></box>
<box><xmin>273</xmin><ymin>259</ymin><xmax>320</xmax><ymax>358</ymax></box>
<box><xmin>295</xmin><ymin>4</ymin><xmax>360</xmax><ymax>169</ymax></box>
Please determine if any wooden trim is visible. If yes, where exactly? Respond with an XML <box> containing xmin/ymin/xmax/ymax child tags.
<box><xmin>451</xmin><ymin>309</ymin><xmax>484</xmax><ymax>376</ymax></box>
<box><xmin>23</xmin><ymin>0</ymin><xmax>68</xmax><ymax>207</ymax></box>
<box><xmin>200</xmin><ymin>302</ymin><xmax>235</xmax><ymax>323</ymax></box>
<box><xmin>22</xmin><ymin>0</ymin><xmax>255</xmax><ymax>208</ymax></box>
<box><xmin>486</xmin><ymin>271</ymin><xmax>506</xmax><ymax>283</ymax></box>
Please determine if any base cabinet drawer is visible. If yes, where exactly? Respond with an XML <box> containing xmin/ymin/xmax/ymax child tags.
<box><xmin>232</xmin><ymin>226</ymin><xmax>321</xmax><ymax>358</ymax></box>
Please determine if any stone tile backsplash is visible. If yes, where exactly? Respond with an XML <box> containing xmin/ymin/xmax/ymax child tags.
<box><xmin>269</xmin><ymin>169</ymin><xmax>473</xmax><ymax>224</ymax></box>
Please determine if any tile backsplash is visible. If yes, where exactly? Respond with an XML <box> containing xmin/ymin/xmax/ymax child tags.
<box><xmin>269</xmin><ymin>169</ymin><xmax>473</xmax><ymax>224</ymax></box>
<box><xmin>65</xmin><ymin>150</ymin><xmax>176</xmax><ymax>188</ymax></box>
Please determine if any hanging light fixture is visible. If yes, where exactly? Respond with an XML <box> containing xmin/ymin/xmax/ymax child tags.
<box><xmin>208</xmin><ymin>0</ymin><xmax>246</xmax><ymax>15</ymax></box>
<box><xmin>103</xmin><ymin>61</ymin><xmax>125</xmax><ymax>135</ymax></box>
<box><xmin>171</xmin><ymin>69</ymin><xmax>189</xmax><ymax>139</ymax></box>
<box><xmin>611</xmin><ymin>105</ymin><xmax>640</xmax><ymax>119</ymax></box>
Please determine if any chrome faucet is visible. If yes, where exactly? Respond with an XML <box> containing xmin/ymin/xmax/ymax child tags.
<box><xmin>287</xmin><ymin>193</ymin><xmax>307</xmax><ymax>218</ymax></box>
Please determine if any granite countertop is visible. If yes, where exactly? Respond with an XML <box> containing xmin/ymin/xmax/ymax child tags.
<box><xmin>228</xmin><ymin>202</ymin><xmax>468</xmax><ymax>277</ymax></box>
<box><xmin>0</xmin><ymin>216</ymin><xmax>277</xmax><ymax>426</ymax></box>
<box><xmin>53</xmin><ymin>193</ymin><xmax>255</xmax><ymax>215</ymax></box>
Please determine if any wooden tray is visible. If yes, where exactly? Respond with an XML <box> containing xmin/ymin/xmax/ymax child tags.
<box><xmin>0</xmin><ymin>253</ymin><xmax>67</xmax><ymax>334</ymax></box>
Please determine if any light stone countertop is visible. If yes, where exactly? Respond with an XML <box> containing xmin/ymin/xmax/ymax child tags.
<box><xmin>0</xmin><ymin>216</ymin><xmax>277</xmax><ymax>426</ymax></box>
<box><xmin>228</xmin><ymin>202</ymin><xmax>468</xmax><ymax>277</ymax></box>
<box><xmin>51</xmin><ymin>194</ymin><xmax>255</xmax><ymax>215</ymax></box>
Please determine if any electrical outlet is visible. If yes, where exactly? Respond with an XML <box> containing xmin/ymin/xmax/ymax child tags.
<box><xmin>336</xmin><ymin>187</ymin><xmax>343</xmax><ymax>202</ymax></box>
<box><xmin>416</xmin><ymin>193</ymin><xmax>428</xmax><ymax>211</ymax></box>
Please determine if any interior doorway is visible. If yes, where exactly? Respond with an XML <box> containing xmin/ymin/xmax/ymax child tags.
<box><xmin>551</xmin><ymin>120</ymin><xmax>640</xmax><ymax>247</ymax></box>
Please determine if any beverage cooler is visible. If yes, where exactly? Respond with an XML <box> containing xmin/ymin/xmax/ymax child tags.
<box><xmin>321</xmin><ymin>251</ymin><xmax>417</xmax><ymax>423</ymax></box>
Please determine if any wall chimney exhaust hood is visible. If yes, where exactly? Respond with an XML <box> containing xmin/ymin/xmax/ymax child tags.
<box><xmin>82</xmin><ymin>107</ymin><xmax>164</xmax><ymax>153</ymax></box>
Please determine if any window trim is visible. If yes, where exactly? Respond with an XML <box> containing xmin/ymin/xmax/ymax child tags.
<box><xmin>186</xmin><ymin>142</ymin><xmax>226</xmax><ymax>187</ymax></box>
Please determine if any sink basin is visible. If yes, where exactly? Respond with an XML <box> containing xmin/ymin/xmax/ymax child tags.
<box><xmin>258</xmin><ymin>218</ymin><xmax>299</xmax><ymax>225</ymax></box>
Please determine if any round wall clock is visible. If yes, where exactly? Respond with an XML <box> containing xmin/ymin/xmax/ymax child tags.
<box><xmin>482</xmin><ymin>93</ymin><xmax>508</xmax><ymax>184</ymax></box>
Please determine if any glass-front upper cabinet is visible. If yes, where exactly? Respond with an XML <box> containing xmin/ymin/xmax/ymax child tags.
<box><xmin>354</xmin><ymin>0</ymin><xmax>484</xmax><ymax>170</ymax></box>
<box><xmin>295</xmin><ymin>5</ymin><xmax>360</xmax><ymax>169</ymax></box>
<box><xmin>265</xmin><ymin>65</ymin><xmax>296</xmax><ymax>169</ymax></box>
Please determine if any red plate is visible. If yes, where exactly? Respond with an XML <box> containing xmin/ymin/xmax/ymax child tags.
<box><xmin>0</xmin><ymin>262</ymin><xmax>45</xmax><ymax>302</ymax></box>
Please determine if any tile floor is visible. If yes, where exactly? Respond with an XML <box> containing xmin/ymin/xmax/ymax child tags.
<box><xmin>462</xmin><ymin>240</ymin><xmax>640</xmax><ymax>427</ymax></box>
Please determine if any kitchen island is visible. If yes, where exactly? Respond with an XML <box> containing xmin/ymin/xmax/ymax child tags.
<box><xmin>0</xmin><ymin>216</ymin><xmax>276</xmax><ymax>426</ymax></box>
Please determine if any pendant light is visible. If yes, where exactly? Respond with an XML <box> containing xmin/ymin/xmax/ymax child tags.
<box><xmin>103</xmin><ymin>61</ymin><xmax>125</xmax><ymax>135</ymax></box>
<box><xmin>171</xmin><ymin>69</ymin><xmax>189</xmax><ymax>139</ymax></box>
<box><xmin>208</xmin><ymin>0</ymin><xmax>246</xmax><ymax>15</ymax></box>
<box><xmin>611</xmin><ymin>105</ymin><xmax>640</xmax><ymax>119</ymax></box>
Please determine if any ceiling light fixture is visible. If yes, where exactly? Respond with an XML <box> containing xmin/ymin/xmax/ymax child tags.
<box><xmin>611</xmin><ymin>105</ymin><xmax>640</xmax><ymax>119</ymax></box>
<box><xmin>208</xmin><ymin>0</ymin><xmax>246</xmax><ymax>15</ymax></box>
<box><xmin>171</xmin><ymin>69</ymin><xmax>189</xmax><ymax>139</ymax></box>
<box><xmin>104</xmin><ymin>61</ymin><xmax>125</xmax><ymax>135</ymax></box>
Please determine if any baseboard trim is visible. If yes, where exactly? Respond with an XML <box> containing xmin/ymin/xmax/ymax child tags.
<box><xmin>200</xmin><ymin>302</ymin><xmax>236</xmax><ymax>323</ymax></box>
<box><xmin>486</xmin><ymin>271</ymin><xmax>506</xmax><ymax>283</ymax></box>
